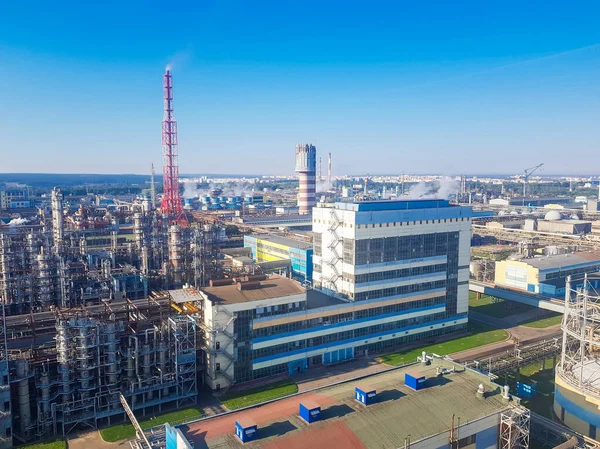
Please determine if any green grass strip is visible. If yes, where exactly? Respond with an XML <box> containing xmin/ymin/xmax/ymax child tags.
<box><xmin>379</xmin><ymin>322</ymin><xmax>508</xmax><ymax>366</ymax></box>
<box><xmin>220</xmin><ymin>379</ymin><xmax>298</xmax><ymax>411</ymax></box>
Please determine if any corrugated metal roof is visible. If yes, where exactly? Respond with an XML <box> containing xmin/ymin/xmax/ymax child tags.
<box><xmin>522</xmin><ymin>250</ymin><xmax>600</xmax><ymax>271</ymax></box>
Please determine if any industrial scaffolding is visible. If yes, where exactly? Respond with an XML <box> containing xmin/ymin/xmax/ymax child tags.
<box><xmin>558</xmin><ymin>274</ymin><xmax>600</xmax><ymax>398</ymax></box>
<box><xmin>499</xmin><ymin>406</ymin><xmax>530</xmax><ymax>449</ymax></box>
<box><xmin>2</xmin><ymin>296</ymin><xmax>200</xmax><ymax>442</ymax></box>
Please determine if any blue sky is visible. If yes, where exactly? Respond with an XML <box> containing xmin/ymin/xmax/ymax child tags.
<box><xmin>1</xmin><ymin>1</ymin><xmax>599</xmax><ymax>175</ymax></box>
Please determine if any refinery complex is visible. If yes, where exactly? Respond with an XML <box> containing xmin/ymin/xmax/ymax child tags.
<box><xmin>2</xmin><ymin>69</ymin><xmax>600</xmax><ymax>449</ymax></box>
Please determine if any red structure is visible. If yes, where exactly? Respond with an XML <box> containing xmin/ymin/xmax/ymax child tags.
<box><xmin>161</xmin><ymin>69</ymin><xmax>187</xmax><ymax>225</ymax></box>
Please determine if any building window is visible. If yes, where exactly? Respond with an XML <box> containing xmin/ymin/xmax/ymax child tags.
<box><xmin>561</xmin><ymin>407</ymin><xmax>565</xmax><ymax>421</ymax></box>
<box><xmin>590</xmin><ymin>425</ymin><xmax>597</xmax><ymax>440</ymax></box>
<box><xmin>216</xmin><ymin>341</ymin><xmax>220</xmax><ymax>350</ymax></box>
<box><xmin>216</xmin><ymin>362</ymin><xmax>221</xmax><ymax>371</ymax></box>
<box><xmin>458</xmin><ymin>434</ymin><xmax>476</xmax><ymax>448</ymax></box>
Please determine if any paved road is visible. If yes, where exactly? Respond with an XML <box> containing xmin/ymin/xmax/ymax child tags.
<box><xmin>451</xmin><ymin>312</ymin><xmax>561</xmax><ymax>363</ymax></box>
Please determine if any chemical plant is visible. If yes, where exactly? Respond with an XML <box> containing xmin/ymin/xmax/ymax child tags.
<box><xmin>2</xmin><ymin>67</ymin><xmax>600</xmax><ymax>449</ymax></box>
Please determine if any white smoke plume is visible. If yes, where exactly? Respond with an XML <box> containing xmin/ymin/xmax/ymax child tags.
<box><xmin>8</xmin><ymin>218</ymin><xmax>28</xmax><ymax>227</ymax></box>
<box><xmin>183</xmin><ymin>182</ymin><xmax>254</xmax><ymax>199</ymax></box>
<box><xmin>165</xmin><ymin>45</ymin><xmax>194</xmax><ymax>72</ymax></box>
<box><xmin>316</xmin><ymin>179</ymin><xmax>333</xmax><ymax>193</ymax></box>
<box><xmin>404</xmin><ymin>177</ymin><xmax>459</xmax><ymax>200</ymax></box>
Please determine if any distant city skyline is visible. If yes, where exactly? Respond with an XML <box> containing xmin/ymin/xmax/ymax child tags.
<box><xmin>1</xmin><ymin>1</ymin><xmax>600</xmax><ymax>175</ymax></box>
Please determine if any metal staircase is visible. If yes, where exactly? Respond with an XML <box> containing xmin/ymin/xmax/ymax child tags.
<box><xmin>326</xmin><ymin>209</ymin><xmax>344</xmax><ymax>292</ymax></box>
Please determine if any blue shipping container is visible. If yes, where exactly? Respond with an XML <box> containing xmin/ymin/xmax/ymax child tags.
<box><xmin>405</xmin><ymin>373</ymin><xmax>426</xmax><ymax>390</ymax></box>
<box><xmin>355</xmin><ymin>386</ymin><xmax>377</xmax><ymax>405</ymax></box>
<box><xmin>299</xmin><ymin>401</ymin><xmax>321</xmax><ymax>423</ymax></box>
<box><xmin>517</xmin><ymin>381</ymin><xmax>537</xmax><ymax>398</ymax></box>
<box><xmin>235</xmin><ymin>419</ymin><xmax>257</xmax><ymax>443</ymax></box>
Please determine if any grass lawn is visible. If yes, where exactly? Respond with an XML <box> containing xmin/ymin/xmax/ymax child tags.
<box><xmin>469</xmin><ymin>292</ymin><xmax>533</xmax><ymax>318</ymax></box>
<box><xmin>220</xmin><ymin>379</ymin><xmax>298</xmax><ymax>410</ymax></box>
<box><xmin>521</xmin><ymin>313</ymin><xmax>563</xmax><ymax>328</ymax></box>
<box><xmin>20</xmin><ymin>441</ymin><xmax>66</xmax><ymax>449</ymax></box>
<box><xmin>378</xmin><ymin>322</ymin><xmax>508</xmax><ymax>366</ymax></box>
<box><xmin>100</xmin><ymin>407</ymin><xmax>202</xmax><ymax>442</ymax></box>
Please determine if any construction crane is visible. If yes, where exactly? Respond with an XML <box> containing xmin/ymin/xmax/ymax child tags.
<box><xmin>521</xmin><ymin>163</ymin><xmax>544</xmax><ymax>206</ymax></box>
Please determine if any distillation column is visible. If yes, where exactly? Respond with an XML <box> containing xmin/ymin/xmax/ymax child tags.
<box><xmin>51</xmin><ymin>188</ymin><xmax>64</xmax><ymax>254</ymax></box>
<box><xmin>16</xmin><ymin>359</ymin><xmax>32</xmax><ymax>439</ymax></box>
<box><xmin>0</xmin><ymin>234</ymin><xmax>13</xmax><ymax>307</ymax></box>
<box><xmin>168</xmin><ymin>225</ymin><xmax>183</xmax><ymax>288</ymax></box>
<box><xmin>55</xmin><ymin>318</ymin><xmax>72</xmax><ymax>408</ymax></box>
<box><xmin>37</xmin><ymin>248</ymin><xmax>52</xmax><ymax>309</ymax></box>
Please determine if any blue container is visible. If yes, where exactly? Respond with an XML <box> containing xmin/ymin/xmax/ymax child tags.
<box><xmin>235</xmin><ymin>418</ymin><xmax>257</xmax><ymax>443</ymax></box>
<box><xmin>405</xmin><ymin>373</ymin><xmax>426</xmax><ymax>391</ymax></box>
<box><xmin>355</xmin><ymin>386</ymin><xmax>376</xmax><ymax>405</ymax></box>
<box><xmin>517</xmin><ymin>381</ymin><xmax>537</xmax><ymax>398</ymax></box>
<box><xmin>203</xmin><ymin>196</ymin><xmax>211</xmax><ymax>203</ymax></box>
<box><xmin>299</xmin><ymin>400</ymin><xmax>321</xmax><ymax>423</ymax></box>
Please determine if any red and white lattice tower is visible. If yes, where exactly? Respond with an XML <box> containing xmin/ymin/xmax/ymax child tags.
<box><xmin>161</xmin><ymin>69</ymin><xmax>187</xmax><ymax>225</ymax></box>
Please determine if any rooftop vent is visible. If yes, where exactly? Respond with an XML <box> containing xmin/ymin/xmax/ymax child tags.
<box><xmin>237</xmin><ymin>281</ymin><xmax>262</xmax><ymax>291</ymax></box>
<box><xmin>209</xmin><ymin>279</ymin><xmax>234</xmax><ymax>287</ymax></box>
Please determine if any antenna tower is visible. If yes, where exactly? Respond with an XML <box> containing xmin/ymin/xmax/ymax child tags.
<box><xmin>161</xmin><ymin>70</ymin><xmax>187</xmax><ymax>225</ymax></box>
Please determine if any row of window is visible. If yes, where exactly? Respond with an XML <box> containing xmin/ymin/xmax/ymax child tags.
<box><xmin>252</xmin><ymin>296</ymin><xmax>447</xmax><ymax>340</ymax></box>
<box><xmin>245</xmin><ymin>323</ymin><xmax>467</xmax><ymax>383</ymax></box>
<box><xmin>353</xmin><ymin>280</ymin><xmax>447</xmax><ymax>301</ymax></box>
<box><xmin>349</xmin><ymin>263</ymin><xmax>447</xmax><ymax>284</ymax></box>
<box><xmin>313</xmin><ymin>217</ymin><xmax>471</xmax><ymax>228</ymax></box>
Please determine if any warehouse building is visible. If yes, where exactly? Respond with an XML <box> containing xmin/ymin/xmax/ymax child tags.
<box><xmin>537</xmin><ymin>219</ymin><xmax>592</xmax><ymax>235</ymax></box>
<box><xmin>494</xmin><ymin>250</ymin><xmax>600</xmax><ymax>296</ymax></box>
<box><xmin>199</xmin><ymin>199</ymin><xmax>475</xmax><ymax>390</ymax></box>
<box><xmin>184</xmin><ymin>357</ymin><xmax>528</xmax><ymax>449</ymax></box>
<box><xmin>244</xmin><ymin>234</ymin><xmax>313</xmax><ymax>282</ymax></box>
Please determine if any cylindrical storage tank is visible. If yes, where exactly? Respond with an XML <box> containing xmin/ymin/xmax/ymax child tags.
<box><xmin>16</xmin><ymin>359</ymin><xmax>32</xmax><ymax>437</ymax></box>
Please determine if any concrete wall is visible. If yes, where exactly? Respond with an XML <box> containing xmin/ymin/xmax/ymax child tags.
<box><xmin>413</xmin><ymin>413</ymin><xmax>501</xmax><ymax>449</ymax></box>
<box><xmin>494</xmin><ymin>260</ymin><xmax>540</xmax><ymax>292</ymax></box>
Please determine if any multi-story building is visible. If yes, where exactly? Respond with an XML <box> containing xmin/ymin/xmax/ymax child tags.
<box><xmin>313</xmin><ymin>199</ymin><xmax>472</xmax><ymax>320</ymax></box>
<box><xmin>199</xmin><ymin>199</ymin><xmax>476</xmax><ymax>390</ymax></box>
<box><xmin>244</xmin><ymin>234</ymin><xmax>313</xmax><ymax>282</ymax></box>
<box><xmin>0</xmin><ymin>187</ymin><xmax>31</xmax><ymax>210</ymax></box>
<box><xmin>494</xmin><ymin>250</ymin><xmax>600</xmax><ymax>296</ymax></box>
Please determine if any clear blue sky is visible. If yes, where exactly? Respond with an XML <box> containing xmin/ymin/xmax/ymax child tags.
<box><xmin>1</xmin><ymin>1</ymin><xmax>599</xmax><ymax>176</ymax></box>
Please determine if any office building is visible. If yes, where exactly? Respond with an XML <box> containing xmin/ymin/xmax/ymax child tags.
<box><xmin>198</xmin><ymin>200</ymin><xmax>475</xmax><ymax>390</ymax></box>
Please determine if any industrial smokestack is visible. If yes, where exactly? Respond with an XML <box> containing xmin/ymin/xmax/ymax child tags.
<box><xmin>295</xmin><ymin>144</ymin><xmax>317</xmax><ymax>214</ymax></box>
<box><xmin>318</xmin><ymin>156</ymin><xmax>322</xmax><ymax>182</ymax></box>
<box><xmin>328</xmin><ymin>152</ymin><xmax>332</xmax><ymax>187</ymax></box>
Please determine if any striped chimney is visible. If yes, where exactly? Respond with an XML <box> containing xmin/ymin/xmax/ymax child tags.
<box><xmin>295</xmin><ymin>143</ymin><xmax>317</xmax><ymax>214</ymax></box>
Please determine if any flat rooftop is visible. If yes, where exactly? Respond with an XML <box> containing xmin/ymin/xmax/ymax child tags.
<box><xmin>240</xmin><ymin>214</ymin><xmax>312</xmax><ymax>224</ymax></box>
<box><xmin>250</xmin><ymin>234</ymin><xmax>313</xmax><ymax>250</ymax></box>
<box><xmin>306</xmin><ymin>289</ymin><xmax>346</xmax><ymax>309</ymax></box>
<box><xmin>520</xmin><ymin>250</ymin><xmax>600</xmax><ymax>271</ymax></box>
<box><xmin>201</xmin><ymin>275</ymin><xmax>305</xmax><ymax>305</ymax></box>
<box><xmin>334</xmin><ymin>199</ymin><xmax>453</xmax><ymax>211</ymax></box>
<box><xmin>169</xmin><ymin>288</ymin><xmax>203</xmax><ymax>304</ymax></box>
<box><xmin>183</xmin><ymin>359</ymin><xmax>509</xmax><ymax>449</ymax></box>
